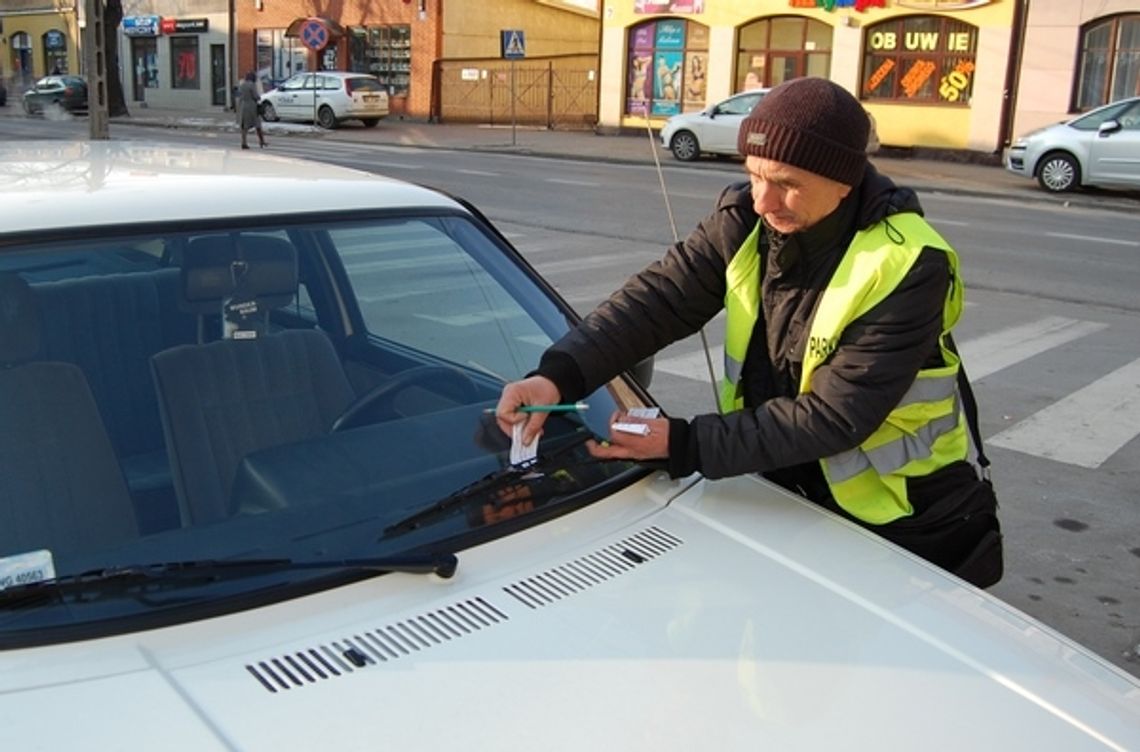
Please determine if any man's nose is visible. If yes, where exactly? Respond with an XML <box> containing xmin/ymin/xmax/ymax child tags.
<box><xmin>752</xmin><ymin>182</ymin><xmax>782</xmax><ymax>214</ymax></box>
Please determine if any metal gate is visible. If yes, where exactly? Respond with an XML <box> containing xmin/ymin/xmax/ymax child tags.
<box><xmin>433</xmin><ymin>54</ymin><xmax>598</xmax><ymax>130</ymax></box>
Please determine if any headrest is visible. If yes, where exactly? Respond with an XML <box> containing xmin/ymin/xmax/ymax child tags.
<box><xmin>0</xmin><ymin>273</ymin><xmax>42</xmax><ymax>366</ymax></box>
<box><xmin>181</xmin><ymin>234</ymin><xmax>299</xmax><ymax>315</ymax></box>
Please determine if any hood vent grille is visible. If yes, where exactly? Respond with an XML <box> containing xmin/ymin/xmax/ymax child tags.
<box><xmin>503</xmin><ymin>526</ymin><xmax>682</xmax><ymax>609</ymax></box>
<box><xmin>245</xmin><ymin>596</ymin><xmax>508</xmax><ymax>693</ymax></box>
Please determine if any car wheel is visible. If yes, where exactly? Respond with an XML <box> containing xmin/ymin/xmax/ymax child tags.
<box><xmin>669</xmin><ymin>130</ymin><xmax>700</xmax><ymax>161</ymax></box>
<box><xmin>1036</xmin><ymin>152</ymin><xmax>1080</xmax><ymax>193</ymax></box>
<box><xmin>316</xmin><ymin>105</ymin><xmax>338</xmax><ymax>130</ymax></box>
<box><xmin>361</xmin><ymin>118</ymin><xmax>380</xmax><ymax>128</ymax></box>
<box><xmin>23</xmin><ymin>99</ymin><xmax>35</xmax><ymax>115</ymax></box>
<box><xmin>259</xmin><ymin>102</ymin><xmax>278</xmax><ymax>122</ymax></box>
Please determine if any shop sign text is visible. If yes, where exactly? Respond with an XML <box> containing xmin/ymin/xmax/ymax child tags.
<box><xmin>868</xmin><ymin>29</ymin><xmax>973</xmax><ymax>52</ymax></box>
<box><xmin>788</xmin><ymin>0</ymin><xmax>886</xmax><ymax>11</ymax></box>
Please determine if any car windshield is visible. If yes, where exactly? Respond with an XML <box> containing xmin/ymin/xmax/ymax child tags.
<box><xmin>0</xmin><ymin>208</ymin><xmax>648</xmax><ymax>644</ymax></box>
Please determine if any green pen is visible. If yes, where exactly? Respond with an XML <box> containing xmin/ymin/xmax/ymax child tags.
<box><xmin>483</xmin><ymin>402</ymin><xmax>589</xmax><ymax>414</ymax></box>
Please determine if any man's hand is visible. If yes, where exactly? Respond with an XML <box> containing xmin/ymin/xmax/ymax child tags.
<box><xmin>493</xmin><ymin>375</ymin><xmax>561</xmax><ymax>445</ymax></box>
<box><xmin>588</xmin><ymin>412</ymin><xmax>669</xmax><ymax>461</ymax></box>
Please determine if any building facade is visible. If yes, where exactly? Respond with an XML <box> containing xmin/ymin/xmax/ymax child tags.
<box><xmin>1</xmin><ymin>0</ymin><xmax>81</xmax><ymax>88</ymax></box>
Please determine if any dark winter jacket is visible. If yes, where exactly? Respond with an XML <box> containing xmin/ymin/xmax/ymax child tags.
<box><xmin>535</xmin><ymin>164</ymin><xmax>955</xmax><ymax>503</ymax></box>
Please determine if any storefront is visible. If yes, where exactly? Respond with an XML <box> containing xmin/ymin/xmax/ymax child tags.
<box><xmin>600</xmin><ymin>0</ymin><xmax>1019</xmax><ymax>151</ymax></box>
<box><xmin>119</xmin><ymin>12</ymin><xmax>231</xmax><ymax>109</ymax></box>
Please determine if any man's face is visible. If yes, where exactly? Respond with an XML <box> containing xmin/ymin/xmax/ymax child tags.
<box><xmin>744</xmin><ymin>156</ymin><xmax>853</xmax><ymax>234</ymax></box>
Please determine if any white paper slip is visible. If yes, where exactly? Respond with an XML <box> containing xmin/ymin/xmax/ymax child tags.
<box><xmin>626</xmin><ymin>407</ymin><xmax>661</xmax><ymax>419</ymax></box>
<box><xmin>0</xmin><ymin>549</ymin><xmax>56</xmax><ymax>591</ymax></box>
<box><xmin>613</xmin><ymin>422</ymin><xmax>651</xmax><ymax>436</ymax></box>
<box><xmin>510</xmin><ymin>421</ymin><xmax>539</xmax><ymax>465</ymax></box>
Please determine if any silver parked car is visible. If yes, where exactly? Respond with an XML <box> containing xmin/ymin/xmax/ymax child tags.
<box><xmin>1004</xmin><ymin>96</ymin><xmax>1140</xmax><ymax>193</ymax></box>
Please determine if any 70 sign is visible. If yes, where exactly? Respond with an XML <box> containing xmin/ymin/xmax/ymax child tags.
<box><xmin>939</xmin><ymin>60</ymin><xmax>975</xmax><ymax>103</ymax></box>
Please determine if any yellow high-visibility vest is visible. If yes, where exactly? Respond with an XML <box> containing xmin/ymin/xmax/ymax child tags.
<box><xmin>720</xmin><ymin>213</ymin><xmax>968</xmax><ymax>524</ymax></box>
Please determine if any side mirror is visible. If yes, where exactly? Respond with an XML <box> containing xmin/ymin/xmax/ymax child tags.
<box><xmin>631</xmin><ymin>355</ymin><xmax>654</xmax><ymax>390</ymax></box>
<box><xmin>1097</xmin><ymin>120</ymin><xmax>1122</xmax><ymax>137</ymax></box>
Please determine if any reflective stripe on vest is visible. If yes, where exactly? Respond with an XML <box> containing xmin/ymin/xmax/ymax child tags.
<box><xmin>720</xmin><ymin>212</ymin><xmax>968</xmax><ymax>525</ymax></box>
<box><xmin>719</xmin><ymin>222</ymin><xmax>762</xmax><ymax>414</ymax></box>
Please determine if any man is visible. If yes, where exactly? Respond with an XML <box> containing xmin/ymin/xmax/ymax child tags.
<box><xmin>495</xmin><ymin>77</ymin><xmax>1002</xmax><ymax>588</ymax></box>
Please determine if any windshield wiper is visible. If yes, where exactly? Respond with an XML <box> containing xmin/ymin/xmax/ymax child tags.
<box><xmin>0</xmin><ymin>552</ymin><xmax>458</xmax><ymax>607</ymax></box>
<box><xmin>385</xmin><ymin>429</ymin><xmax>596</xmax><ymax>536</ymax></box>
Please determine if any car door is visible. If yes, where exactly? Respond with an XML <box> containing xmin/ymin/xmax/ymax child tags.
<box><xmin>1087</xmin><ymin>100</ymin><xmax>1140</xmax><ymax>188</ymax></box>
<box><xmin>704</xmin><ymin>92</ymin><xmax>764</xmax><ymax>154</ymax></box>
<box><xmin>273</xmin><ymin>74</ymin><xmax>313</xmax><ymax>121</ymax></box>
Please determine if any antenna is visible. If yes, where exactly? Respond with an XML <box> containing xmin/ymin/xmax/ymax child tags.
<box><xmin>642</xmin><ymin>111</ymin><xmax>721</xmax><ymax>410</ymax></box>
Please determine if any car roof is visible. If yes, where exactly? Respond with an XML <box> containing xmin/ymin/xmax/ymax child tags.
<box><xmin>0</xmin><ymin>141</ymin><xmax>464</xmax><ymax>235</ymax></box>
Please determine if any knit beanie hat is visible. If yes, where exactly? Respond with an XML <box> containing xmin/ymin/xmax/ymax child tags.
<box><xmin>737</xmin><ymin>77</ymin><xmax>870</xmax><ymax>186</ymax></box>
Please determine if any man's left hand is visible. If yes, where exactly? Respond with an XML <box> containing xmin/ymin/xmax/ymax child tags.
<box><xmin>588</xmin><ymin>413</ymin><xmax>669</xmax><ymax>461</ymax></box>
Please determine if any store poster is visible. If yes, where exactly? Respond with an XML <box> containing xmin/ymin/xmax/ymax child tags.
<box><xmin>627</xmin><ymin>23</ymin><xmax>655</xmax><ymax>115</ymax></box>
<box><xmin>651</xmin><ymin>20</ymin><xmax>685</xmax><ymax>116</ymax></box>
<box><xmin>635</xmin><ymin>0</ymin><xmax>704</xmax><ymax>13</ymax></box>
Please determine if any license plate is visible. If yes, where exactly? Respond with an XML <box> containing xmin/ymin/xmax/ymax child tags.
<box><xmin>362</xmin><ymin>95</ymin><xmax>379</xmax><ymax>103</ymax></box>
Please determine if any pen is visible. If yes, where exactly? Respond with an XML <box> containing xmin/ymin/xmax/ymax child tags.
<box><xmin>483</xmin><ymin>402</ymin><xmax>590</xmax><ymax>414</ymax></box>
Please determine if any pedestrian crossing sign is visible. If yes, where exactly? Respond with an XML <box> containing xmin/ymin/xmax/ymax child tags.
<box><xmin>501</xmin><ymin>29</ymin><xmax>526</xmax><ymax>60</ymax></box>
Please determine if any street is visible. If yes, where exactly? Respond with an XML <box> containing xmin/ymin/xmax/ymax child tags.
<box><xmin>2</xmin><ymin>114</ymin><xmax>1138</xmax><ymax>678</ymax></box>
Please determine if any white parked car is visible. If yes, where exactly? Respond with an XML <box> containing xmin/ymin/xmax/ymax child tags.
<box><xmin>660</xmin><ymin>89</ymin><xmax>769</xmax><ymax>161</ymax></box>
<box><xmin>1</xmin><ymin>141</ymin><xmax>1138</xmax><ymax>750</ymax></box>
<box><xmin>1005</xmin><ymin>96</ymin><xmax>1140</xmax><ymax>193</ymax></box>
<box><xmin>259</xmin><ymin>71</ymin><xmax>389</xmax><ymax>129</ymax></box>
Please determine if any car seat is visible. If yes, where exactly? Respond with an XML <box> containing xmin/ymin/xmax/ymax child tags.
<box><xmin>0</xmin><ymin>273</ymin><xmax>139</xmax><ymax>558</ymax></box>
<box><xmin>151</xmin><ymin>235</ymin><xmax>355</xmax><ymax>526</ymax></box>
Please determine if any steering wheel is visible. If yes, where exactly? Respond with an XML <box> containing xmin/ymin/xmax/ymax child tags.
<box><xmin>331</xmin><ymin>365</ymin><xmax>483</xmax><ymax>433</ymax></box>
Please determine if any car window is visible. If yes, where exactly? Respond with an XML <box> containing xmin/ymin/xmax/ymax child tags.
<box><xmin>279</xmin><ymin>75</ymin><xmax>306</xmax><ymax>91</ymax></box>
<box><xmin>1072</xmin><ymin>99</ymin><xmax>1138</xmax><ymax>130</ymax></box>
<box><xmin>718</xmin><ymin>93</ymin><xmax>762</xmax><ymax>116</ymax></box>
<box><xmin>319</xmin><ymin>75</ymin><xmax>339</xmax><ymax>90</ymax></box>
<box><xmin>1116</xmin><ymin>102</ymin><xmax>1140</xmax><ymax>130</ymax></box>
<box><xmin>348</xmin><ymin>77</ymin><xmax>384</xmax><ymax>93</ymax></box>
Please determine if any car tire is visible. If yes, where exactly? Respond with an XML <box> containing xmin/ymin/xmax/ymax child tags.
<box><xmin>316</xmin><ymin>105</ymin><xmax>338</xmax><ymax>130</ymax></box>
<box><xmin>1036</xmin><ymin>151</ymin><xmax>1080</xmax><ymax>193</ymax></box>
<box><xmin>260</xmin><ymin>102</ymin><xmax>279</xmax><ymax>122</ymax></box>
<box><xmin>23</xmin><ymin>99</ymin><xmax>34</xmax><ymax>115</ymax></box>
<box><xmin>361</xmin><ymin>118</ymin><xmax>380</xmax><ymax>128</ymax></box>
<box><xmin>669</xmin><ymin>130</ymin><xmax>700</xmax><ymax>162</ymax></box>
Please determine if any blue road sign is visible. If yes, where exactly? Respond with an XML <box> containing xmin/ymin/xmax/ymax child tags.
<box><xmin>501</xmin><ymin>29</ymin><xmax>526</xmax><ymax>60</ymax></box>
<box><xmin>301</xmin><ymin>19</ymin><xmax>330</xmax><ymax>51</ymax></box>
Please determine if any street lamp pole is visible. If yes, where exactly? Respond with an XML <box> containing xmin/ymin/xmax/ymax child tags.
<box><xmin>82</xmin><ymin>0</ymin><xmax>109</xmax><ymax>138</ymax></box>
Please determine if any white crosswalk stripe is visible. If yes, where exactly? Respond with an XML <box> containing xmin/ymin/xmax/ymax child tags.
<box><xmin>959</xmin><ymin>316</ymin><xmax>1108</xmax><ymax>380</ymax></box>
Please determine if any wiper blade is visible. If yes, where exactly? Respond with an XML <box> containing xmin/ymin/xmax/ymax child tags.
<box><xmin>385</xmin><ymin>429</ymin><xmax>595</xmax><ymax>536</ymax></box>
<box><xmin>0</xmin><ymin>552</ymin><xmax>458</xmax><ymax>607</ymax></box>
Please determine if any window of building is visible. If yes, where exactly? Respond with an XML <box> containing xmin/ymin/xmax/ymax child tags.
<box><xmin>130</xmin><ymin>37</ymin><xmax>158</xmax><ymax>102</ymax></box>
<box><xmin>347</xmin><ymin>25</ymin><xmax>411</xmax><ymax>97</ymax></box>
<box><xmin>255</xmin><ymin>29</ymin><xmax>307</xmax><ymax>88</ymax></box>
<box><xmin>626</xmin><ymin>18</ymin><xmax>708</xmax><ymax>117</ymax></box>
<box><xmin>1076</xmin><ymin>15</ymin><xmax>1140</xmax><ymax>111</ymax></box>
<box><xmin>170</xmin><ymin>36</ymin><xmax>199</xmax><ymax>89</ymax></box>
<box><xmin>736</xmin><ymin>15</ymin><xmax>832</xmax><ymax>92</ymax></box>
<box><xmin>43</xmin><ymin>29</ymin><xmax>68</xmax><ymax>74</ymax></box>
<box><xmin>861</xmin><ymin>15</ymin><xmax>977</xmax><ymax>105</ymax></box>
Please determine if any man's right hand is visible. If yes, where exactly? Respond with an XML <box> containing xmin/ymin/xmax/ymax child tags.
<box><xmin>493</xmin><ymin>376</ymin><xmax>562</xmax><ymax>445</ymax></box>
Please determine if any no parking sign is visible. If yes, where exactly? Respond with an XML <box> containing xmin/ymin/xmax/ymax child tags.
<box><xmin>300</xmin><ymin>18</ymin><xmax>330</xmax><ymax>51</ymax></box>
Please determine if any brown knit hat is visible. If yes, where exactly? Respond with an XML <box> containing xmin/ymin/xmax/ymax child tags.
<box><xmin>737</xmin><ymin>77</ymin><xmax>869</xmax><ymax>186</ymax></box>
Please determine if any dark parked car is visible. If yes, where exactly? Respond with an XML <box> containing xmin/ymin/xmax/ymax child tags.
<box><xmin>22</xmin><ymin>75</ymin><xmax>87</xmax><ymax>116</ymax></box>
<box><xmin>0</xmin><ymin>80</ymin><xmax>8</xmax><ymax>107</ymax></box>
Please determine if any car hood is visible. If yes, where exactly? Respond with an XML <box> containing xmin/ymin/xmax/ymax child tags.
<box><xmin>2</xmin><ymin>473</ymin><xmax>1138</xmax><ymax>751</ymax></box>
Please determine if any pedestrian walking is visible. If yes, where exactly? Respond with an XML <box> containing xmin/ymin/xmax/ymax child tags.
<box><xmin>237</xmin><ymin>72</ymin><xmax>267</xmax><ymax>150</ymax></box>
<box><xmin>494</xmin><ymin>77</ymin><xmax>1003</xmax><ymax>588</ymax></box>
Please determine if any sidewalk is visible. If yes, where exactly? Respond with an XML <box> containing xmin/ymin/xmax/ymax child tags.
<box><xmin>16</xmin><ymin>101</ymin><xmax>1140</xmax><ymax>212</ymax></box>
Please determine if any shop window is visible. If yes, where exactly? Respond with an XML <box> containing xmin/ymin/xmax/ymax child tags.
<box><xmin>626</xmin><ymin>18</ymin><xmax>708</xmax><ymax>117</ymax></box>
<box><xmin>1076</xmin><ymin>15</ymin><xmax>1140</xmax><ymax>111</ymax></box>
<box><xmin>346</xmin><ymin>26</ymin><xmax>410</xmax><ymax>97</ymax></box>
<box><xmin>170</xmin><ymin>36</ymin><xmax>200</xmax><ymax>89</ymax></box>
<box><xmin>10</xmin><ymin>32</ymin><xmax>33</xmax><ymax>86</ymax></box>
<box><xmin>736</xmin><ymin>15</ymin><xmax>832</xmax><ymax>93</ymax></box>
<box><xmin>42</xmin><ymin>29</ymin><xmax>68</xmax><ymax>74</ymax></box>
<box><xmin>130</xmin><ymin>37</ymin><xmax>158</xmax><ymax>102</ymax></box>
<box><xmin>255</xmin><ymin>29</ymin><xmax>307</xmax><ymax>88</ymax></box>
<box><xmin>861</xmin><ymin>15</ymin><xmax>977</xmax><ymax>105</ymax></box>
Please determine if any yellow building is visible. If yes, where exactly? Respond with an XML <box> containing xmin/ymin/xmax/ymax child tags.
<box><xmin>1</xmin><ymin>0</ymin><xmax>81</xmax><ymax>85</ymax></box>
<box><xmin>599</xmin><ymin>0</ymin><xmax>1018</xmax><ymax>151</ymax></box>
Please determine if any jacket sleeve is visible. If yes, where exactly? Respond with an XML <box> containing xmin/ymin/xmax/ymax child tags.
<box><xmin>535</xmin><ymin>183</ymin><xmax>756</xmax><ymax>400</ymax></box>
<box><xmin>685</xmin><ymin>245</ymin><xmax>951</xmax><ymax>479</ymax></box>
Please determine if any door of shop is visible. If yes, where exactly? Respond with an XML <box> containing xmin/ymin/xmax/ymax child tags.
<box><xmin>210</xmin><ymin>45</ymin><xmax>226</xmax><ymax>106</ymax></box>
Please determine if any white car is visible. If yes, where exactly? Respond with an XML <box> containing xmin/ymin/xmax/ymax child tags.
<box><xmin>1</xmin><ymin>141</ymin><xmax>1138</xmax><ymax>750</ymax></box>
<box><xmin>660</xmin><ymin>89</ymin><xmax>769</xmax><ymax>161</ymax></box>
<box><xmin>1004</xmin><ymin>96</ymin><xmax>1140</xmax><ymax>193</ymax></box>
<box><xmin>258</xmin><ymin>71</ymin><xmax>389</xmax><ymax>129</ymax></box>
